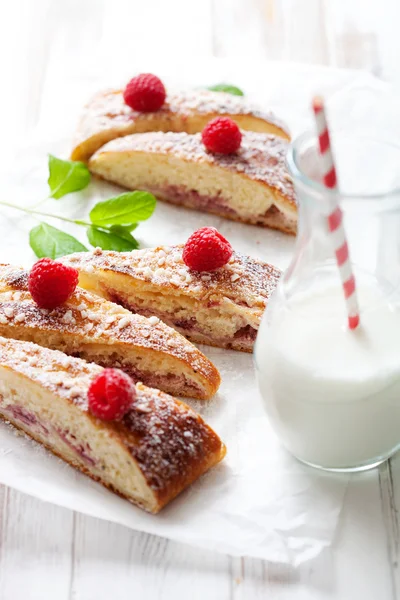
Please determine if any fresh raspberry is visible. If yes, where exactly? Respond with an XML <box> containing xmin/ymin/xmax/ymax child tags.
<box><xmin>28</xmin><ymin>258</ymin><xmax>79</xmax><ymax>309</ymax></box>
<box><xmin>123</xmin><ymin>73</ymin><xmax>166</xmax><ymax>112</ymax></box>
<box><xmin>88</xmin><ymin>368</ymin><xmax>136</xmax><ymax>421</ymax></box>
<box><xmin>183</xmin><ymin>227</ymin><xmax>233</xmax><ymax>272</ymax></box>
<box><xmin>201</xmin><ymin>117</ymin><xmax>242</xmax><ymax>154</ymax></box>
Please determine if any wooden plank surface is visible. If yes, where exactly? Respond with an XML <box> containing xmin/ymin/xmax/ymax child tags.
<box><xmin>0</xmin><ymin>0</ymin><xmax>399</xmax><ymax>598</ymax></box>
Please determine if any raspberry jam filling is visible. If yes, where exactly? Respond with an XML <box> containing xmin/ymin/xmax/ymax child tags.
<box><xmin>0</xmin><ymin>402</ymin><xmax>96</xmax><ymax>466</ymax></box>
<box><xmin>107</xmin><ymin>292</ymin><xmax>257</xmax><ymax>349</ymax></box>
<box><xmin>93</xmin><ymin>359</ymin><xmax>203</xmax><ymax>398</ymax></box>
<box><xmin>56</xmin><ymin>428</ymin><xmax>95</xmax><ymax>466</ymax></box>
<box><xmin>147</xmin><ymin>184</ymin><xmax>291</xmax><ymax>224</ymax></box>
<box><xmin>174</xmin><ymin>318</ymin><xmax>196</xmax><ymax>330</ymax></box>
<box><xmin>144</xmin><ymin>184</ymin><xmax>296</xmax><ymax>233</ymax></box>
<box><xmin>5</xmin><ymin>404</ymin><xmax>49</xmax><ymax>435</ymax></box>
<box><xmin>234</xmin><ymin>325</ymin><xmax>258</xmax><ymax>342</ymax></box>
<box><xmin>148</xmin><ymin>185</ymin><xmax>238</xmax><ymax>216</ymax></box>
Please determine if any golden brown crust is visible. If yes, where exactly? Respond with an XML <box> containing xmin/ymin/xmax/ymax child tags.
<box><xmin>0</xmin><ymin>264</ymin><xmax>220</xmax><ymax>399</ymax></box>
<box><xmin>121</xmin><ymin>383</ymin><xmax>226</xmax><ymax>508</ymax></box>
<box><xmin>0</xmin><ymin>337</ymin><xmax>225</xmax><ymax>512</ymax></box>
<box><xmin>71</xmin><ymin>88</ymin><xmax>290</xmax><ymax>162</ymax></box>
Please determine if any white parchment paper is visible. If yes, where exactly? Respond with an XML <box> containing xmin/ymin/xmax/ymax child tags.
<box><xmin>0</xmin><ymin>60</ymin><xmax>398</xmax><ymax>565</ymax></box>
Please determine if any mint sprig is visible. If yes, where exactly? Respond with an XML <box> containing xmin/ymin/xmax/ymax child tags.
<box><xmin>0</xmin><ymin>155</ymin><xmax>156</xmax><ymax>259</ymax></box>
<box><xmin>208</xmin><ymin>83</ymin><xmax>244</xmax><ymax>96</ymax></box>
<box><xmin>48</xmin><ymin>155</ymin><xmax>91</xmax><ymax>199</ymax></box>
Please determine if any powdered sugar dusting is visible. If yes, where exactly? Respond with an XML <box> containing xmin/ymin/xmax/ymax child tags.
<box><xmin>168</xmin><ymin>89</ymin><xmax>288</xmax><ymax>128</ymax></box>
<box><xmin>0</xmin><ymin>336</ymin><xmax>96</xmax><ymax>406</ymax></box>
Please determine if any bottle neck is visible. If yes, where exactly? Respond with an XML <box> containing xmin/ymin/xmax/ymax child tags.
<box><xmin>283</xmin><ymin>197</ymin><xmax>400</xmax><ymax>311</ymax></box>
<box><xmin>285</xmin><ymin>130</ymin><xmax>400</xmax><ymax>313</ymax></box>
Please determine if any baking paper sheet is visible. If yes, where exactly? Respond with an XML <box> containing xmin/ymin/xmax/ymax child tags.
<box><xmin>0</xmin><ymin>59</ymin><xmax>397</xmax><ymax>564</ymax></box>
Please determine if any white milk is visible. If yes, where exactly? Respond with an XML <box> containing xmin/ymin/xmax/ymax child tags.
<box><xmin>255</xmin><ymin>284</ymin><xmax>400</xmax><ymax>469</ymax></box>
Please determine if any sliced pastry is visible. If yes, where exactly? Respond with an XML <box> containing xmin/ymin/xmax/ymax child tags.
<box><xmin>0</xmin><ymin>264</ymin><xmax>220</xmax><ymax>400</ymax></box>
<box><xmin>60</xmin><ymin>246</ymin><xmax>282</xmax><ymax>353</ymax></box>
<box><xmin>0</xmin><ymin>337</ymin><xmax>226</xmax><ymax>513</ymax></box>
<box><xmin>71</xmin><ymin>88</ymin><xmax>290</xmax><ymax>163</ymax></box>
<box><xmin>88</xmin><ymin>131</ymin><xmax>297</xmax><ymax>234</ymax></box>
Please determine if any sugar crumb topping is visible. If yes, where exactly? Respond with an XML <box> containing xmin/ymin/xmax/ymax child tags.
<box><xmin>117</xmin><ymin>316</ymin><xmax>131</xmax><ymax>330</ymax></box>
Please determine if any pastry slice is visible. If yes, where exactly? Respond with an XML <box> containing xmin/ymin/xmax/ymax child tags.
<box><xmin>61</xmin><ymin>246</ymin><xmax>282</xmax><ymax>353</ymax></box>
<box><xmin>71</xmin><ymin>88</ymin><xmax>290</xmax><ymax>162</ymax></box>
<box><xmin>0</xmin><ymin>337</ymin><xmax>225</xmax><ymax>513</ymax></box>
<box><xmin>89</xmin><ymin>131</ymin><xmax>297</xmax><ymax>234</ymax></box>
<box><xmin>0</xmin><ymin>265</ymin><xmax>220</xmax><ymax>400</ymax></box>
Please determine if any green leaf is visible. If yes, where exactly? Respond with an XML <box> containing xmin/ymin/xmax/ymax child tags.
<box><xmin>89</xmin><ymin>191</ymin><xmax>156</xmax><ymax>226</ymax></box>
<box><xmin>48</xmin><ymin>155</ymin><xmax>91</xmax><ymax>199</ymax></box>
<box><xmin>109</xmin><ymin>223</ymin><xmax>138</xmax><ymax>235</ymax></box>
<box><xmin>207</xmin><ymin>83</ymin><xmax>244</xmax><ymax>96</ymax></box>
<box><xmin>29</xmin><ymin>223</ymin><xmax>88</xmax><ymax>259</ymax></box>
<box><xmin>87</xmin><ymin>226</ymin><xmax>139</xmax><ymax>252</ymax></box>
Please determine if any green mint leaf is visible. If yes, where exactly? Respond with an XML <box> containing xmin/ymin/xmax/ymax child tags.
<box><xmin>109</xmin><ymin>223</ymin><xmax>138</xmax><ymax>233</ymax></box>
<box><xmin>87</xmin><ymin>226</ymin><xmax>139</xmax><ymax>252</ymax></box>
<box><xmin>89</xmin><ymin>191</ymin><xmax>156</xmax><ymax>226</ymax></box>
<box><xmin>29</xmin><ymin>223</ymin><xmax>87</xmax><ymax>259</ymax></box>
<box><xmin>48</xmin><ymin>155</ymin><xmax>91</xmax><ymax>199</ymax></box>
<box><xmin>108</xmin><ymin>224</ymin><xmax>138</xmax><ymax>240</ymax></box>
<box><xmin>207</xmin><ymin>83</ymin><xmax>244</xmax><ymax>96</ymax></box>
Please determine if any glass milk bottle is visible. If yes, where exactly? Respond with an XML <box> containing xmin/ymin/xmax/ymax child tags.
<box><xmin>255</xmin><ymin>132</ymin><xmax>400</xmax><ymax>472</ymax></box>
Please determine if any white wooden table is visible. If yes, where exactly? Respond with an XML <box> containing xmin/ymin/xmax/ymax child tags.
<box><xmin>1</xmin><ymin>1</ymin><xmax>400</xmax><ymax>598</ymax></box>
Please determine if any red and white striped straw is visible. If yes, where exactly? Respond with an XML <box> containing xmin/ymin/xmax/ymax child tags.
<box><xmin>312</xmin><ymin>96</ymin><xmax>360</xmax><ymax>330</ymax></box>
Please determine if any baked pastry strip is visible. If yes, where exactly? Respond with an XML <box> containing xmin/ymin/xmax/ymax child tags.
<box><xmin>89</xmin><ymin>131</ymin><xmax>297</xmax><ymax>234</ymax></box>
<box><xmin>0</xmin><ymin>337</ymin><xmax>225</xmax><ymax>513</ymax></box>
<box><xmin>61</xmin><ymin>247</ymin><xmax>282</xmax><ymax>353</ymax></box>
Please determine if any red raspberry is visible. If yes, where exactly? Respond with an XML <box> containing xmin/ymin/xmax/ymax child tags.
<box><xmin>88</xmin><ymin>368</ymin><xmax>136</xmax><ymax>421</ymax></box>
<box><xmin>201</xmin><ymin>117</ymin><xmax>242</xmax><ymax>154</ymax></box>
<box><xmin>123</xmin><ymin>73</ymin><xmax>166</xmax><ymax>112</ymax></box>
<box><xmin>183</xmin><ymin>227</ymin><xmax>233</xmax><ymax>272</ymax></box>
<box><xmin>28</xmin><ymin>258</ymin><xmax>79</xmax><ymax>309</ymax></box>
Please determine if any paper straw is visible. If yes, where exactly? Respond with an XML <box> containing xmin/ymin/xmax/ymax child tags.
<box><xmin>312</xmin><ymin>96</ymin><xmax>360</xmax><ymax>330</ymax></box>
